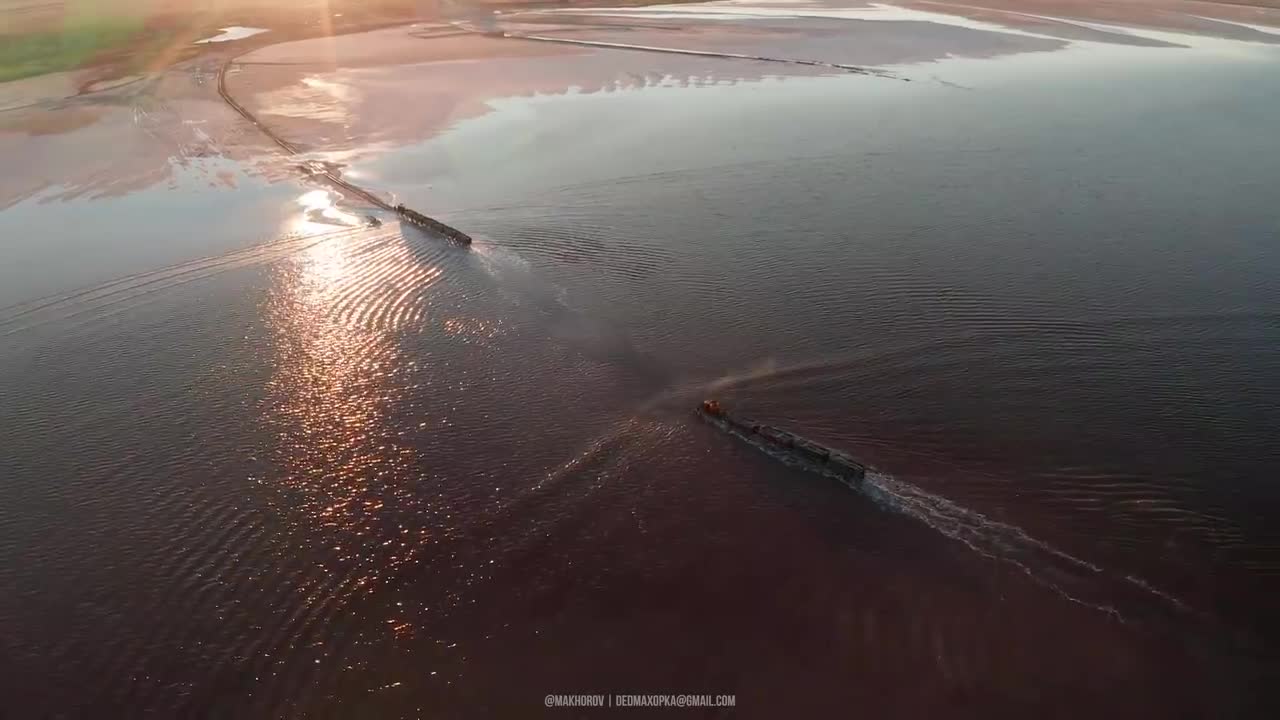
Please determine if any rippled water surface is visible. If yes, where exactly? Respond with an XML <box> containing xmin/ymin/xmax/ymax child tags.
<box><xmin>3</xmin><ymin>7</ymin><xmax>1280</xmax><ymax>718</ymax></box>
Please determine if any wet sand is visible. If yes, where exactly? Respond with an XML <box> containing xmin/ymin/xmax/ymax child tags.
<box><xmin>217</xmin><ymin>0</ymin><xmax>1279</xmax><ymax>167</ymax></box>
<box><xmin>7</xmin><ymin>0</ymin><xmax>1278</xmax><ymax>212</ymax></box>
<box><xmin>224</xmin><ymin>28</ymin><xmax>830</xmax><ymax>161</ymax></box>
<box><xmin>0</xmin><ymin>59</ymin><xmax>285</xmax><ymax>210</ymax></box>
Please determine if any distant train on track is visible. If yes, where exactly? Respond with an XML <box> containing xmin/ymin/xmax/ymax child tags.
<box><xmin>395</xmin><ymin>204</ymin><xmax>472</xmax><ymax>245</ymax></box>
<box><xmin>697</xmin><ymin>400</ymin><xmax>866</xmax><ymax>488</ymax></box>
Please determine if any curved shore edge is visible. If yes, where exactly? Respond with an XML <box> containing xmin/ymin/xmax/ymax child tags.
<box><xmin>467</xmin><ymin>27</ymin><xmax>907</xmax><ymax>81</ymax></box>
<box><xmin>215</xmin><ymin>55</ymin><xmax>473</xmax><ymax>245</ymax></box>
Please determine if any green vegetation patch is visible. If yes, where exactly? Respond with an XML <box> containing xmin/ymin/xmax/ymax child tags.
<box><xmin>0</xmin><ymin>18</ymin><xmax>152</xmax><ymax>83</ymax></box>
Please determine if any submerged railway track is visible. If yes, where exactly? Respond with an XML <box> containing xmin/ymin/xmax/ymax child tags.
<box><xmin>216</xmin><ymin>57</ymin><xmax>471</xmax><ymax>244</ymax></box>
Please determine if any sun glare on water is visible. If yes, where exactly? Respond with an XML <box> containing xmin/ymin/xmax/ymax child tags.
<box><xmin>291</xmin><ymin>188</ymin><xmax>364</xmax><ymax>236</ymax></box>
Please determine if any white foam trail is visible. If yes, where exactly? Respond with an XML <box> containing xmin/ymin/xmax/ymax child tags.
<box><xmin>858</xmin><ymin>471</ymin><xmax>1127</xmax><ymax>617</ymax></box>
<box><xmin>707</xmin><ymin>409</ymin><xmax>1187</xmax><ymax>621</ymax></box>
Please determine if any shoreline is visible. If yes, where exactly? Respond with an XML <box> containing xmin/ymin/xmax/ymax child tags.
<box><xmin>217</xmin><ymin>51</ymin><xmax>474</xmax><ymax>243</ymax></box>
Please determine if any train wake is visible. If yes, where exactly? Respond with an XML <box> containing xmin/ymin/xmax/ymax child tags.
<box><xmin>694</xmin><ymin>368</ymin><xmax>1194</xmax><ymax>625</ymax></box>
